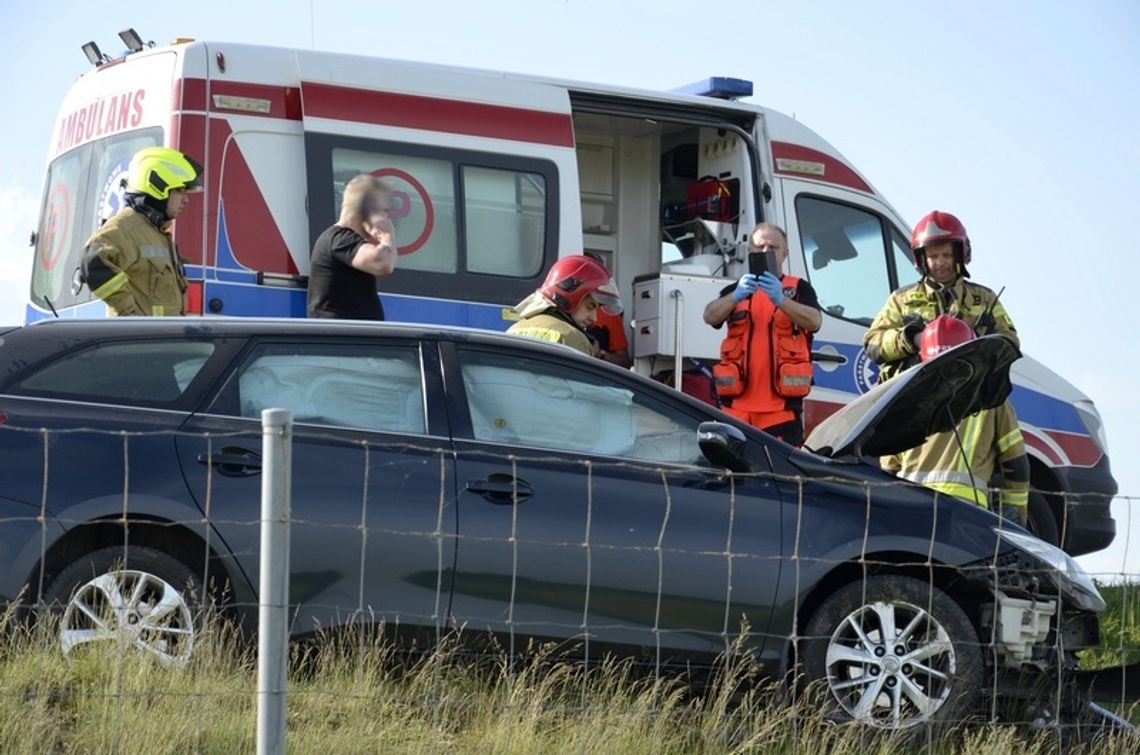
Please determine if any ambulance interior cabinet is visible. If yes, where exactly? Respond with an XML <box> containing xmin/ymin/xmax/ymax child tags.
<box><xmin>632</xmin><ymin>272</ymin><xmax>726</xmax><ymax>362</ymax></box>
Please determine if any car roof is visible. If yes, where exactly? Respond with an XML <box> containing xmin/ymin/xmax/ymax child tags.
<box><xmin>1</xmin><ymin>316</ymin><xmax>617</xmax><ymax>380</ymax></box>
<box><xmin>14</xmin><ymin>316</ymin><xmax>578</xmax><ymax>352</ymax></box>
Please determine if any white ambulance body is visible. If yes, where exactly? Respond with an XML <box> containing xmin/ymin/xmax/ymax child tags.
<box><xmin>27</xmin><ymin>38</ymin><xmax>1116</xmax><ymax>554</ymax></box>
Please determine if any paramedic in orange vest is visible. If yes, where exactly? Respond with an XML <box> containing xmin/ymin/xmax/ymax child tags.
<box><xmin>703</xmin><ymin>223</ymin><xmax>821</xmax><ymax>445</ymax></box>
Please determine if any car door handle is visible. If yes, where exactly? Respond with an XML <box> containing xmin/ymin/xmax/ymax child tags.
<box><xmin>465</xmin><ymin>474</ymin><xmax>535</xmax><ymax>504</ymax></box>
<box><xmin>197</xmin><ymin>447</ymin><xmax>262</xmax><ymax>477</ymax></box>
<box><xmin>811</xmin><ymin>350</ymin><xmax>847</xmax><ymax>365</ymax></box>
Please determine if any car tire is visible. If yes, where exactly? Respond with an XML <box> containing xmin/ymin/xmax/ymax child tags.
<box><xmin>1027</xmin><ymin>490</ymin><xmax>1060</xmax><ymax>547</ymax></box>
<box><xmin>802</xmin><ymin>574</ymin><xmax>985</xmax><ymax>730</ymax></box>
<box><xmin>43</xmin><ymin>546</ymin><xmax>199</xmax><ymax>668</ymax></box>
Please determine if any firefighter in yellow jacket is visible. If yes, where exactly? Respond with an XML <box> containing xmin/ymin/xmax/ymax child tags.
<box><xmin>507</xmin><ymin>255</ymin><xmax>623</xmax><ymax>357</ymax></box>
<box><xmin>81</xmin><ymin>146</ymin><xmax>203</xmax><ymax>316</ymax></box>
<box><xmin>882</xmin><ymin>315</ymin><xmax>1029</xmax><ymax>525</ymax></box>
<box><xmin>864</xmin><ymin>210</ymin><xmax>1017</xmax><ymax>383</ymax></box>
<box><xmin>704</xmin><ymin>223</ymin><xmax>821</xmax><ymax>445</ymax></box>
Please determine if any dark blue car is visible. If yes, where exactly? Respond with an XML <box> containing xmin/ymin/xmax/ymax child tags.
<box><xmin>0</xmin><ymin>318</ymin><xmax>1107</xmax><ymax>730</ymax></box>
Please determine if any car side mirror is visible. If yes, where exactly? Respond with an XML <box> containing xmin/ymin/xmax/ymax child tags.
<box><xmin>698</xmin><ymin>421</ymin><xmax>753</xmax><ymax>473</ymax></box>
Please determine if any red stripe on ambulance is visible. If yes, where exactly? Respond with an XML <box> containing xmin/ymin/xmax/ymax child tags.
<box><xmin>1044</xmin><ymin>430</ymin><xmax>1104</xmax><ymax>468</ymax></box>
<box><xmin>771</xmin><ymin>141</ymin><xmax>873</xmax><ymax>193</ymax></box>
<box><xmin>301</xmin><ymin>83</ymin><xmax>575</xmax><ymax>147</ymax></box>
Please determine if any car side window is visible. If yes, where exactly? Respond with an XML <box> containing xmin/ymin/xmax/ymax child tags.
<box><xmin>12</xmin><ymin>340</ymin><xmax>215</xmax><ymax>405</ymax></box>
<box><xmin>457</xmin><ymin>348</ymin><xmax>706</xmax><ymax>466</ymax></box>
<box><xmin>232</xmin><ymin>342</ymin><xmax>426</xmax><ymax>433</ymax></box>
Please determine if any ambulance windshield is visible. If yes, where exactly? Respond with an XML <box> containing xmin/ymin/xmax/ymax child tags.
<box><xmin>31</xmin><ymin>128</ymin><xmax>162</xmax><ymax>312</ymax></box>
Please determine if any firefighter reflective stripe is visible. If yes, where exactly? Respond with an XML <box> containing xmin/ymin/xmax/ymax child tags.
<box><xmin>1001</xmin><ymin>487</ymin><xmax>1029</xmax><ymax>509</ymax></box>
<box><xmin>506</xmin><ymin>311</ymin><xmax>594</xmax><ymax>356</ymax></box>
<box><xmin>139</xmin><ymin>243</ymin><xmax>171</xmax><ymax>259</ymax></box>
<box><xmin>92</xmin><ymin>271</ymin><xmax>129</xmax><ymax>299</ymax></box>
<box><xmin>899</xmin><ymin>411</ymin><xmax>991</xmax><ymax>507</ymax></box>
<box><xmin>898</xmin><ymin>470</ymin><xmax>990</xmax><ymax>507</ymax></box>
<box><xmin>995</xmin><ymin>426</ymin><xmax>1023</xmax><ymax>455</ymax></box>
<box><xmin>151</xmin><ymin>304</ymin><xmax>166</xmax><ymax>316</ymax></box>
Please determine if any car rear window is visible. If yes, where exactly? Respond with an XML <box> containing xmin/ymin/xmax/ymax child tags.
<box><xmin>12</xmin><ymin>340</ymin><xmax>216</xmax><ymax>405</ymax></box>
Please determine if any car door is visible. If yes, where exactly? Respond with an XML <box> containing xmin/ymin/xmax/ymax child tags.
<box><xmin>175</xmin><ymin>335</ymin><xmax>456</xmax><ymax>637</ymax></box>
<box><xmin>441</xmin><ymin>341</ymin><xmax>784</xmax><ymax>671</ymax></box>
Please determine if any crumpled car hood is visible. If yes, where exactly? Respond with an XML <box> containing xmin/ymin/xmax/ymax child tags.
<box><xmin>806</xmin><ymin>335</ymin><xmax>1020</xmax><ymax>460</ymax></box>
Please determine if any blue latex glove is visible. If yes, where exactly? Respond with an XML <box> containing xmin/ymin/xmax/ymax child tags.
<box><xmin>755</xmin><ymin>271</ymin><xmax>785</xmax><ymax>306</ymax></box>
<box><xmin>732</xmin><ymin>273</ymin><xmax>759</xmax><ymax>302</ymax></box>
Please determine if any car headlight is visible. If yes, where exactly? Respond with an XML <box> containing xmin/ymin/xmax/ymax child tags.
<box><xmin>997</xmin><ymin>528</ymin><xmax>1106</xmax><ymax>612</ymax></box>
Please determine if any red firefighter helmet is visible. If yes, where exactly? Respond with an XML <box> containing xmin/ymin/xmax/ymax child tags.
<box><xmin>920</xmin><ymin>315</ymin><xmax>976</xmax><ymax>362</ymax></box>
<box><xmin>538</xmin><ymin>255</ymin><xmax>623</xmax><ymax>315</ymax></box>
<box><xmin>910</xmin><ymin>210</ymin><xmax>971</xmax><ymax>276</ymax></box>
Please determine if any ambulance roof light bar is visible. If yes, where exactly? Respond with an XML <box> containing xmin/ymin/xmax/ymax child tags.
<box><xmin>670</xmin><ymin>77</ymin><xmax>754</xmax><ymax>101</ymax></box>
<box><xmin>81</xmin><ymin>41</ymin><xmax>110</xmax><ymax>67</ymax></box>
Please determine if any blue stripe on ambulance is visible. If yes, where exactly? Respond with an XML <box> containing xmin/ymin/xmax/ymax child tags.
<box><xmin>810</xmin><ymin>339</ymin><xmax>1087</xmax><ymax>436</ymax></box>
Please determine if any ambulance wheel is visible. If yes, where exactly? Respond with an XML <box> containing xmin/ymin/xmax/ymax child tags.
<box><xmin>1027</xmin><ymin>491</ymin><xmax>1060</xmax><ymax>546</ymax></box>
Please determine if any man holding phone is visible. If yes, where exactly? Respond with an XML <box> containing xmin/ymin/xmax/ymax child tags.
<box><xmin>307</xmin><ymin>173</ymin><xmax>398</xmax><ymax>320</ymax></box>
<box><xmin>703</xmin><ymin>222</ymin><xmax>822</xmax><ymax>445</ymax></box>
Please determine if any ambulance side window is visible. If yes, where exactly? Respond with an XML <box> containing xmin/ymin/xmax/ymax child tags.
<box><xmin>307</xmin><ymin>135</ymin><xmax>559</xmax><ymax>307</ymax></box>
<box><xmin>464</xmin><ymin>166</ymin><xmax>545</xmax><ymax>278</ymax></box>
<box><xmin>795</xmin><ymin>196</ymin><xmax>901</xmax><ymax>325</ymax></box>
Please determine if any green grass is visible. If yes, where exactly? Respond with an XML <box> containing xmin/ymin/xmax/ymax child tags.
<box><xmin>2</xmin><ymin>595</ymin><xmax>1140</xmax><ymax>754</ymax></box>
<box><xmin>1081</xmin><ymin>583</ymin><xmax>1140</xmax><ymax>670</ymax></box>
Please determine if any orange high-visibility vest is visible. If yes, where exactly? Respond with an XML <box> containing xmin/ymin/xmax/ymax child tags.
<box><xmin>713</xmin><ymin>276</ymin><xmax>812</xmax><ymax>413</ymax></box>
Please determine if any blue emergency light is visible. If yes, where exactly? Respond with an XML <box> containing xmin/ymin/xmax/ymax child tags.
<box><xmin>670</xmin><ymin>77</ymin><xmax>753</xmax><ymax>100</ymax></box>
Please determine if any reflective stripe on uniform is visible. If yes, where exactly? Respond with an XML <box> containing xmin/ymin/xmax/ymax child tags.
<box><xmin>1000</xmin><ymin>489</ymin><xmax>1029</xmax><ymax>508</ymax></box>
<box><xmin>899</xmin><ymin>470</ymin><xmax>989</xmax><ymax>507</ymax></box>
<box><xmin>92</xmin><ymin>271</ymin><xmax>129</xmax><ymax>299</ymax></box>
<box><xmin>139</xmin><ymin>243</ymin><xmax>171</xmax><ymax>260</ymax></box>
<box><xmin>995</xmin><ymin>426</ymin><xmax>1023</xmax><ymax>455</ymax></box>
<box><xmin>510</xmin><ymin>325</ymin><xmax>566</xmax><ymax>344</ymax></box>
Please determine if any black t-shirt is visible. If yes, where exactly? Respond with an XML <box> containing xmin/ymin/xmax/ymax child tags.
<box><xmin>306</xmin><ymin>225</ymin><xmax>385</xmax><ymax>320</ymax></box>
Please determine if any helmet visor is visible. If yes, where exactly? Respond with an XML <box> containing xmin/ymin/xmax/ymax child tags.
<box><xmin>181</xmin><ymin>156</ymin><xmax>205</xmax><ymax>193</ymax></box>
<box><xmin>592</xmin><ymin>280</ymin><xmax>623</xmax><ymax>315</ymax></box>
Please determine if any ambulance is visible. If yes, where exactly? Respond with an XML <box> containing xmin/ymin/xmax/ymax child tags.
<box><xmin>26</xmin><ymin>34</ymin><xmax>1116</xmax><ymax>554</ymax></box>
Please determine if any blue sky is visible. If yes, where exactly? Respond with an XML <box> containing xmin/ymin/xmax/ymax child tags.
<box><xmin>1</xmin><ymin>0</ymin><xmax>1137</xmax><ymax>575</ymax></box>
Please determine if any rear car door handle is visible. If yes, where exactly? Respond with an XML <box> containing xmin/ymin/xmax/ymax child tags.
<box><xmin>197</xmin><ymin>446</ymin><xmax>262</xmax><ymax>477</ymax></box>
<box><xmin>465</xmin><ymin>474</ymin><xmax>535</xmax><ymax>504</ymax></box>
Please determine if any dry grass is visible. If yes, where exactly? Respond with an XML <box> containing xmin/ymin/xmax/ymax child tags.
<box><xmin>1</xmin><ymin>605</ymin><xmax>1138</xmax><ymax>754</ymax></box>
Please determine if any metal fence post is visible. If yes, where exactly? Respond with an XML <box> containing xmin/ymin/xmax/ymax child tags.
<box><xmin>257</xmin><ymin>408</ymin><xmax>293</xmax><ymax>755</ymax></box>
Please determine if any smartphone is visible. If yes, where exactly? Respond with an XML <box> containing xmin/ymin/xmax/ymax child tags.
<box><xmin>748</xmin><ymin>252</ymin><xmax>776</xmax><ymax>277</ymax></box>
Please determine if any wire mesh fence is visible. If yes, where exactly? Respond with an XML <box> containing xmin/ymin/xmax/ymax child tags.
<box><xmin>1</xmin><ymin>419</ymin><xmax>1138</xmax><ymax>753</ymax></box>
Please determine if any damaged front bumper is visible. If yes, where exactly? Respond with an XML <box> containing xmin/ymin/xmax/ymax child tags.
<box><xmin>965</xmin><ymin>528</ymin><xmax>1103</xmax><ymax>674</ymax></box>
